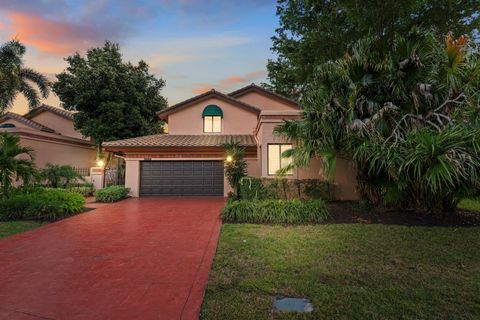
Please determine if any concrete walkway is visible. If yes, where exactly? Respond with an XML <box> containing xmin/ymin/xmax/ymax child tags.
<box><xmin>0</xmin><ymin>197</ymin><xmax>225</xmax><ymax>320</ymax></box>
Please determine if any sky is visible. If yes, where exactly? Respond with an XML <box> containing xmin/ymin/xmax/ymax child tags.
<box><xmin>0</xmin><ymin>0</ymin><xmax>279</xmax><ymax>114</ymax></box>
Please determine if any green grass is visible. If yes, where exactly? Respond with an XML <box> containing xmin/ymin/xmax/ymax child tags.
<box><xmin>458</xmin><ymin>198</ymin><xmax>480</xmax><ymax>212</ymax></box>
<box><xmin>201</xmin><ymin>224</ymin><xmax>480</xmax><ymax>319</ymax></box>
<box><xmin>0</xmin><ymin>221</ymin><xmax>46</xmax><ymax>238</ymax></box>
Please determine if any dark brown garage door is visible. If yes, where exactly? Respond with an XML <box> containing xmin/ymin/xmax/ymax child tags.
<box><xmin>140</xmin><ymin>161</ymin><xmax>224</xmax><ymax>196</ymax></box>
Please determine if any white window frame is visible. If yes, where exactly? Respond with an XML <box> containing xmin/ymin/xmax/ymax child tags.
<box><xmin>203</xmin><ymin>116</ymin><xmax>222</xmax><ymax>133</ymax></box>
<box><xmin>267</xmin><ymin>143</ymin><xmax>293</xmax><ymax>176</ymax></box>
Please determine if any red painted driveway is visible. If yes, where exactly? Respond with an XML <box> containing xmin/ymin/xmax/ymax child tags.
<box><xmin>0</xmin><ymin>197</ymin><xmax>225</xmax><ymax>320</ymax></box>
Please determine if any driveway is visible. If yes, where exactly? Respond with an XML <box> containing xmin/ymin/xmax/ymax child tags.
<box><xmin>0</xmin><ymin>197</ymin><xmax>225</xmax><ymax>320</ymax></box>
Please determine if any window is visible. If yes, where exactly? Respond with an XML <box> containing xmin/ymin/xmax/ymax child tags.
<box><xmin>203</xmin><ymin>116</ymin><xmax>222</xmax><ymax>133</ymax></box>
<box><xmin>0</xmin><ymin>123</ymin><xmax>16</xmax><ymax>128</ymax></box>
<box><xmin>202</xmin><ymin>105</ymin><xmax>223</xmax><ymax>133</ymax></box>
<box><xmin>267</xmin><ymin>144</ymin><xmax>293</xmax><ymax>175</ymax></box>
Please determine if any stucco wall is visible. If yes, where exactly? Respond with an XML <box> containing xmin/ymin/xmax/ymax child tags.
<box><xmin>124</xmin><ymin>157</ymin><xmax>259</xmax><ymax>197</ymax></box>
<box><xmin>0</xmin><ymin>119</ymin><xmax>33</xmax><ymax>130</ymax></box>
<box><xmin>234</xmin><ymin>91</ymin><xmax>298</xmax><ymax>111</ymax></box>
<box><xmin>29</xmin><ymin>112</ymin><xmax>85</xmax><ymax>139</ymax></box>
<box><xmin>167</xmin><ymin>97</ymin><xmax>259</xmax><ymax>135</ymax></box>
<box><xmin>125</xmin><ymin>159</ymin><xmax>140</xmax><ymax>197</ymax></box>
<box><xmin>19</xmin><ymin>136</ymin><xmax>96</xmax><ymax>169</ymax></box>
<box><xmin>334</xmin><ymin>157</ymin><xmax>359</xmax><ymax>200</ymax></box>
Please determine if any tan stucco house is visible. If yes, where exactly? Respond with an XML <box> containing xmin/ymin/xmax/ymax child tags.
<box><xmin>0</xmin><ymin>104</ymin><xmax>96</xmax><ymax>175</ymax></box>
<box><xmin>104</xmin><ymin>84</ymin><xmax>358</xmax><ymax>199</ymax></box>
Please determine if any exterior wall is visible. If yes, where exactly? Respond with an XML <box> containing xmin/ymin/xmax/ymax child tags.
<box><xmin>19</xmin><ymin>135</ymin><xmax>96</xmax><ymax>169</ymax></box>
<box><xmin>167</xmin><ymin>97</ymin><xmax>258</xmax><ymax>135</ymax></box>
<box><xmin>234</xmin><ymin>91</ymin><xmax>298</xmax><ymax>111</ymax></box>
<box><xmin>124</xmin><ymin>157</ymin><xmax>259</xmax><ymax>197</ymax></box>
<box><xmin>334</xmin><ymin>157</ymin><xmax>359</xmax><ymax>200</ymax></box>
<box><xmin>257</xmin><ymin>121</ymin><xmax>291</xmax><ymax>178</ymax></box>
<box><xmin>125</xmin><ymin>159</ymin><xmax>141</xmax><ymax>197</ymax></box>
<box><xmin>29</xmin><ymin>112</ymin><xmax>85</xmax><ymax>139</ymax></box>
<box><xmin>0</xmin><ymin>119</ymin><xmax>33</xmax><ymax>130</ymax></box>
<box><xmin>258</xmin><ymin>121</ymin><xmax>323</xmax><ymax>180</ymax></box>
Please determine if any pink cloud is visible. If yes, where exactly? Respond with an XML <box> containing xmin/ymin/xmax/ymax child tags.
<box><xmin>192</xmin><ymin>83</ymin><xmax>212</xmax><ymax>95</ymax></box>
<box><xmin>6</xmin><ymin>11</ymin><xmax>102</xmax><ymax>55</ymax></box>
<box><xmin>192</xmin><ymin>69</ymin><xmax>267</xmax><ymax>94</ymax></box>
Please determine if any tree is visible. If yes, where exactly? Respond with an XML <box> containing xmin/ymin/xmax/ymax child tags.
<box><xmin>222</xmin><ymin>141</ymin><xmax>248</xmax><ymax>199</ymax></box>
<box><xmin>276</xmin><ymin>30</ymin><xmax>480</xmax><ymax>212</ymax></box>
<box><xmin>53</xmin><ymin>41</ymin><xmax>168</xmax><ymax>157</ymax></box>
<box><xmin>0</xmin><ymin>40</ymin><xmax>50</xmax><ymax>114</ymax></box>
<box><xmin>0</xmin><ymin>132</ymin><xmax>37</xmax><ymax>197</ymax></box>
<box><xmin>41</xmin><ymin>164</ymin><xmax>83</xmax><ymax>188</ymax></box>
<box><xmin>267</xmin><ymin>0</ymin><xmax>480</xmax><ymax>99</ymax></box>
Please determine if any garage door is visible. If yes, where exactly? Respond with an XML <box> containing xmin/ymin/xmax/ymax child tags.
<box><xmin>140</xmin><ymin>161</ymin><xmax>224</xmax><ymax>196</ymax></box>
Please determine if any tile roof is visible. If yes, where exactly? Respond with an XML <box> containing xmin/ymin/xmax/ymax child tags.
<box><xmin>157</xmin><ymin>89</ymin><xmax>261</xmax><ymax>119</ymax></box>
<box><xmin>228</xmin><ymin>83</ymin><xmax>299</xmax><ymax>107</ymax></box>
<box><xmin>104</xmin><ymin>134</ymin><xmax>256</xmax><ymax>148</ymax></box>
<box><xmin>25</xmin><ymin>104</ymin><xmax>75</xmax><ymax>120</ymax></box>
<box><xmin>0</xmin><ymin>112</ymin><xmax>55</xmax><ymax>133</ymax></box>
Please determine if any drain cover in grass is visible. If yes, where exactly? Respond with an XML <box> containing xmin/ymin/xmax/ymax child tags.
<box><xmin>273</xmin><ymin>297</ymin><xmax>313</xmax><ymax>313</ymax></box>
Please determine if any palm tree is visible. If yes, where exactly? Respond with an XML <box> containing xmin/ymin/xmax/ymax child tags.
<box><xmin>275</xmin><ymin>30</ymin><xmax>480</xmax><ymax>212</ymax></box>
<box><xmin>0</xmin><ymin>40</ymin><xmax>50</xmax><ymax>114</ymax></box>
<box><xmin>0</xmin><ymin>132</ymin><xmax>36</xmax><ymax>197</ymax></box>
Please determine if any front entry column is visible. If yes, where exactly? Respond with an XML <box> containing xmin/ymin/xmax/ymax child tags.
<box><xmin>125</xmin><ymin>159</ymin><xmax>140</xmax><ymax>197</ymax></box>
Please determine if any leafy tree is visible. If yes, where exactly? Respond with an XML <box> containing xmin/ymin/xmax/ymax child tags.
<box><xmin>267</xmin><ymin>0</ymin><xmax>480</xmax><ymax>99</ymax></box>
<box><xmin>0</xmin><ymin>40</ymin><xmax>50</xmax><ymax>113</ymax></box>
<box><xmin>276</xmin><ymin>30</ymin><xmax>480</xmax><ymax>212</ymax></box>
<box><xmin>0</xmin><ymin>132</ymin><xmax>37</xmax><ymax>197</ymax></box>
<box><xmin>53</xmin><ymin>41</ymin><xmax>168</xmax><ymax>156</ymax></box>
<box><xmin>222</xmin><ymin>141</ymin><xmax>248</xmax><ymax>199</ymax></box>
<box><xmin>41</xmin><ymin>164</ymin><xmax>83</xmax><ymax>188</ymax></box>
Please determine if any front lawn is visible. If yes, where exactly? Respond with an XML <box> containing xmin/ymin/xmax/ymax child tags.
<box><xmin>0</xmin><ymin>221</ymin><xmax>46</xmax><ymax>238</ymax></box>
<box><xmin>201</xmin><ymin>223</ymin><xmax>480</xmax><ymax>319</ymax></box>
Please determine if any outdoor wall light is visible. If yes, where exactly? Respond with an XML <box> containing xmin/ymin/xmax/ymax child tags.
<box><xmin>226</xmin><ymin>155</ymin><xmax>233</xmax><ymax>162</ymax></box>
<box><xmin>96</xmin><ymin>159</ymin><xmax>105</xmax><ymax>167</ymax></box>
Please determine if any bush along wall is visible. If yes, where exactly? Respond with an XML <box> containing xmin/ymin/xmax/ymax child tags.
<box><xmin>239</xmin><ymin>177</ymin><xmax>334</xmax><ymax>201</ymax></box>
<box><xmin>95</xmin><ymin>185</ymin><xmax>130</xmax><ymax>202</ymax></box>
<box><xmin>0</xmin><ymin>187</ymin><xmax>85</xmax><ymax>221</ymax></box>
<box><xmin>222</xmin><ymin>199</ymin><xmax>329</xmax><ymax>224</ymax></box>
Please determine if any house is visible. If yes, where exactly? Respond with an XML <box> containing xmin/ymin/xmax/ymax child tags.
<box><xmin>0</xmin><ymin>104</ymin><xmax>96</xmax><ymax>176</ymax></box>
<box><xmin>104</xmin><ymin>84</ymin><xmax>358</xmax><ymax>199</ymax></box>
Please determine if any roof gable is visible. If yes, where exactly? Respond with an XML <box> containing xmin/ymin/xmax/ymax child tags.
<box><xmin>228</xmin><ymin>83</ymin><xmax>299</xmax><ymax>108</ymax></box>
<box><xmin>0</xmin><ymin>112</ymin><xmax>55</xmax><ymax>132</ymax></box>
<box><xmin>25</xmin><ymin>104</ymin><xmax>74</xmax><ymax>121</ymax></box>
<box><xmin>157</xmin><ymin>89</ymin><xmax>261</xmax><ymax>119</ymax></box>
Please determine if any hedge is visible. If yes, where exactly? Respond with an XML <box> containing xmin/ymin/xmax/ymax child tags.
<box><xmin>0</xmin><ymin>187</ymin><xmax>85</xmax><ymax>221</ymax></box>
<box><xmin>95</xmin><ymin>185</ymin><xmax>130</xmax><ymax>202</ymax></box>
<box><xmin>239</xmin><ymin>176</ymin><xmax>334</xmax><ymax>200</ymax></box>
<box><xmin>222</xmin><ymin>199</ymin><xmax>329</xmax><ymax>224</ymax></box>
<box><xmin>66</xmin><ymin>183</ymin><xmax>95</xmax><ymax>197</ymax></box>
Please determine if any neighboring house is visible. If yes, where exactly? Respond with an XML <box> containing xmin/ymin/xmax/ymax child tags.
<box><xmin>104</xmin><ymin>84</ymin><xmax>358</xmax><ymax>199</ymax></box>
<box><xmin>0</xmin><ymin>104</ymin><xmax>96</xmax><ymax>176</ymax></box>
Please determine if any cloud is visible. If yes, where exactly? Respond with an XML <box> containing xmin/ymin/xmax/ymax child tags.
<box><xmin>147</xmin><ymin>54</ymin><xmax>195</xmax><ymax>66</ymax></box>
<box><xmin>5</xmin><ymin>11</ymin><xmax>103</xmax><ymax>55</ymax></box>
<box><xmin>192</xmin><ymin>69</ymin><xmax>267</xmax><ymax>94</ymax></box>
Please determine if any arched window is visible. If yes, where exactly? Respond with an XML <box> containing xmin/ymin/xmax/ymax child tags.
<box><xmin>0</xmin><ymin>123</ymin><xmax>16</xmax><ymax>129</ymax></box>
<box><xmin>202</xmin><ymin>105</ymin><xmax>223</xmax><ymax>133</ymax></box>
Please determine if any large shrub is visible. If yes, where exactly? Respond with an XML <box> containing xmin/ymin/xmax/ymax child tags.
<box><xmin>95</xmin><ymin>185</ymin><xmax>129</xmax><ymax>202</ymax></box>
<box><xmin>0</xmin><ymin>132</ymin><xmax>37</xmax><ymax>198</ymax></box>
<box><xmin>66</xmin><ymin>183</ymin><xmax>95</xmax><ymax>197</ymax></box>
<box><xmin>0</xmin><ymin>187</ymin><xmax>85</xmax><ymax>221</ymax></box>
<box><xmin>276</xmin><ymin>30</ymin><xmax>480</xmax><ymax>213</ymax></box>
<box><xmin>222</xmin><ymin>199</ymin><xmax>329</xmax><ymax>224</ymax></box>
<box><xmin>240</xmin><ymin>177</ymin><xmax>333</xmax><ymax>200</ymax></box>
<box><xmin>41</xmin><ymin>163</ymin><xmax>83</xmax><ymax>188</ymax></box>
<box><xmin>221</xmin><ymin>141</ymin><xmax>247</xmax><ymax>199</ymax></box>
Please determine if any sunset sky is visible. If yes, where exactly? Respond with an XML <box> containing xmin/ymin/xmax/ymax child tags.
<box><xmin>0</xmin><ymin>0</ymin><xmax>278</xmax><ymax>114</ymax></box>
